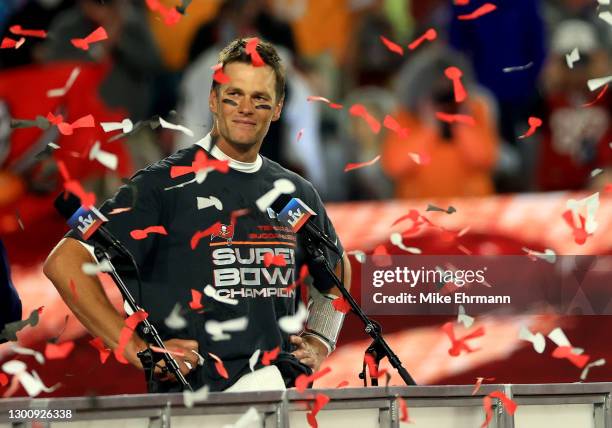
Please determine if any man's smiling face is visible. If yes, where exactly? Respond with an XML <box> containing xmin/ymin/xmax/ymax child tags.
<box><xmin>209</xmin><ymin>62</ymin><xmax>283</xmax><ymax>155</ymax></box>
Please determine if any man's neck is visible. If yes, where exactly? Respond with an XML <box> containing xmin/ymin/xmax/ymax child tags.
<box><xmin>214</xmin><ymin>136</ymin><xmax>261</xmax><ymax>163</ymax></box>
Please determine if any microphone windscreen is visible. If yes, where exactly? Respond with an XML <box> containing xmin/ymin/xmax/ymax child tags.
<box><xmin>53</xmin><ymin>192</ymin><xmax>82</xmax><ymax>219</ymax></box>
<box><xmin>270</xmin><ymin>193</ymin><xmax>292</xmax><ymax>214</ymax></box>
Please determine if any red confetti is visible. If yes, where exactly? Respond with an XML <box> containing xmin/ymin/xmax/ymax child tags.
<box><xmin>454</xmin><ymin>0</ymin><xmax>471</xmax><ymax>4</ymax></box>
<box><xmin>306</xmin><ymin>393</ymin><xmax>331</xmax><ymax>428</ymax></box>
<box><xmin>57</xmin><ymin>160</ymin><xmax>96</xmax><ymax>208</ymax></box>
<box><xmin>211</xmin><ymin>63</ymin><xmax>230</xmax><ymax>85</ymax></box>
<box><xmin>306</xmin><ymin>95</ymin><xmax>331</xmax><ymax>103</ymax></box>
<box><xmin>335</xmin><ymin>380</ymin><xmax>349</xmax><ymax>388</ymax></box>
<box><xmin>9</xmin><ymin>25</ymin><xmax>47</xmax><ymax>38</ymax></box>
<box><xmin>472</xmin><ymin>376</ymin><xmax>496</xmax><ymax>395</ymax></box>
<box><xmin>295</xmin><ymin>366</ymin><xmax>332</xmax><ymax>393</ymax></box>
<box><xmin>170</xmin><ymin>150</ymin><xmax>229</xmax><ymax>179</ymax></box>
<box><xmin>344</xmin><ymin>155</ymin><xmax>381</xmax><ymax>172</ymax></box>
<box><xmin>383</xmin><ymin>115</ymin><xmax>409</xmax><ymax>138</ymax></box>
<box><xmin>518</xmin><ymin>116</ymin><xmax>542</xmax><ymax>139</ymax></box>
<box><xmin>349</xmin><ymin>104</ymin><xmax>381</xmax><ymax>134</ymax></box>
<box><xmin>379</xmin><ymin>35</ymin><xmax>404</xmax><ymax>56</ymax></box>
<box><xmin>372</xmin><ymin>244</ymin><xmax>392</xmax><ymax>267</ymax></box>
<box><xmin>436</xmin><ymin>112</ymin><xmax>476</xmax><ymax>126</ymax></box>
<box><xmin>188</xmin><ymin>289</ymin><xmax>203</xmax><ymax>310</ymax></box>
<box><xmin>1</xmin><ymin>37</ymin><xmax>25</xmax><ymax>49</ymax></box>
<box><xmin>364</xmin><ymin>353</ymin><xmax>388</xmax><ymax>378</ymax></box>
<box><xmin>44</xmin><ymin>341</ymin><xmax>75</xmax><ymax>360</ymax></box>
<box><xmin>46</xmin><ymin>112</ymin><xmax>95</xmax><ymax>135</ymax></box>
<box><xmin>397</xmin><ymin>396</ymin><xmax>411</xmax><ymax>422</ymax></box>
<box><xmin>209</xmin><ymin>352</ymin><xmax>229</xmax><ymax>378</ymax></box>
<box><xmin>0</xmin><ymin>373</ymin><xmax>8</xmax><ymax>387</ymax></box>
<box><xmin>561</xmin><ymin>209</ymin><xmax>590</xmax><ymax>245</ymax></box>
<box><xmin>262</xmin><ymin>346</ymin><xmax>281</xmax><ymax>366</ymax></box>
<box><xmin>245</xmin><ymin>37</ymin><xmax>265</xmax><ymax>67</ymax></box>
<box><xmin>190</xmin><ymin>221</ymin><xmax>222</xmax><ymax>249</ymax></box>
<box><xmin>328</xmin><ymin>103</ymin><xmax>344</xmax><ymax>109</ymax></box>
<box><xmin>89</xmin><ymin>337</ymin><xmax>111</xmax><ymax>364</ymax></box>
<box><xmin>408</xmin><ymin>28</ymin><xmax>437</xmax><ymax>50</ymax></box>
<box><xmin>392</xmin><ymin>209</ymin><xmax>422</xmax><ymax>227</ymax></box>
<box><xmin>71</xmin><ymin>26</ymin><xmax>108</xmax><ymax>50</ymax></box>
<box><xmin>604</xmin><ymin>183</ymin><xmax>612</xmax><ymax>193</ymax></box>
<box><xmin>130</xmin><ymin>225</ymin><xmax>167</xmax><ymax>240</ymax></box>
<box><xmin>552</xmin><ymin>346</ymin><xmax>591</xmax><ymax>368</ymax></box>
<box><xmin>145</xmin><ymin>0</ymin><xmax>181</xmax><ymax>25</ymax></box>
<box><xmin>582</xmin><ymin>84</ymin><xmax>608</xmax><ymax>107</ymax></box>
<box><xmin>114</xmin><ymin>310</ymin><xmax>148</xmax><ymax>364</ymax></box>
<box><xmin>458</xmin><ymin>3</ymin><xmax>497</xmax><ymax>20</ymax></box>
<box><xmin>442</xmin><ymin>322</ymin><xmax>485</xmax><ymax>356</ymax></box>
<box><xmin>282</xmin><ymin>264</ymin><xmax>310</xmax><ymax>293</ymax></box>
<box><xmin>481</xmin><ymin>391</ymin><xmax>517</xmax><ymax>428</ymax></box>
<box><xmin>445</xmin><ymin>66</ymin><xmax>467</xmax><ymax>102</ymax></box>
<box><xmin>150</xmin><ymin>345</ymin><xmax>186</xmax><ymax>358</ymax></box>
<box><xmin>263</xmin><ymin>252</ymin><xmax>287</xmax><ymax>267</ymax></box>
<box><xmin>331</xmin><ymin>297</ymin><xmax>351</xmax><ymax>314</ymax></box>
<box><xmin>108</xmin><ymin>207</ymin><xmax>132</xmax><ymax>215</ymax></box>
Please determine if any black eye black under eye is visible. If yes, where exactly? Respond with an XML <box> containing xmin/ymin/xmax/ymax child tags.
<box><xmin>222</xmin><ymin>98</ymin><xmax>238</xmax><ymax>106</ymax></box>
<box><xmin>255</xmin><ymin>104</ymin><xmax>272</xmax><ymax>110</ymax></box>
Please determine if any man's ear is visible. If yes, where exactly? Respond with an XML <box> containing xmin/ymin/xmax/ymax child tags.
<box><xmin>271</xmin><ymin>96</ymin><xmax>284</xmax><ymax>122</ymax></box>
<box><xmin>209</xmin><ymin>89</ymin><xmax>218</xmax><ymax>116</ymax></box>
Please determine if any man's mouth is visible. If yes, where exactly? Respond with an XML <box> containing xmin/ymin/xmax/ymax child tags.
<box><xmin>233</xmin><ymin>120</ymin><xmax>256</xmax><ymax>127</ymax></box>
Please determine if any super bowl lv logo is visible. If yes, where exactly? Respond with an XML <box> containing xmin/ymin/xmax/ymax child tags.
<box><xmin>211</xmin><ymin>223</ymin><xmax>234</xmax><ymax>245</ymax></box>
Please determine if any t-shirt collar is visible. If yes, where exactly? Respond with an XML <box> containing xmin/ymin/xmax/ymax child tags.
<box><xmin>194</xmin><ymin>133</ymin><xmax>262</xmax><ymax>173</ymax></box>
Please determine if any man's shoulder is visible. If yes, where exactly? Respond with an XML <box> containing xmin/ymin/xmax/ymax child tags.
<box><xmin>262</xmin><ymin>156</ymin><xmax>316</xmax><ymax>192</ymax></box>
<box><xmin>131</xmin><ymin>145</ymin><xmax>200</xmax><ymax>184</ymax></box>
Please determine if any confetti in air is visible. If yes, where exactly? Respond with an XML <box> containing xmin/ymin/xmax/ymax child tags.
<box><xmin>70</xmin><ymin>26</ymin><xmax>108</xmax><ymax>50</ymax></box>
<box><xmin>502</xmin><ymin>62</ymin><xmax>534</xmax><ymax>73</ymax></box>
<box><xmin>408</xmin><ymin>28</ymin><xmax>437</xmax><ymax>50</ymax></box>
<box><xmin>457</xmin><ymin>305</ymin><xmax>474</xmax><ymax>328</ymax></box>
<box><xmin>481</xmin><ymin>391</ymin><xmax>517</xmax><ymax>428</ymax></box>
<box><xmin>47</xmin><ymin>67</ymin><xmax>81</xmax><ymax>98</ymax></box>
<box><xmin>379</xmin><ymin>35</ymin><xmax>404</xmax><ymax>56</ymax></box>
<box><xmin>145</xmin><ymin>0</ymin><xmax>182</xmax><ymax>25</ymax></box>
<box><xmin>458</xmin><ymin>3</ymin><xmax>497</xmax><ymax>20</ymax></box>
<box><xmin>587</xmin><ymin>75</ymin><xmax>612</xmax><ymax>92</ymax></box>
<box><xmin>245</xmin><ymin>37</ymin><xmax>264</xmax><ymax>67</ymax></box>
<box><xmin>442</xmin><ymin>322</ymin><xmax>485</xmax><ymax>356</ymax></box>
<box><xmin>435</xmin><ymin>112</ymin><xmax>476</xmax><ymax>126</ymax></box>
<box><xmin>9</xmin><ymin>25</ymin><xmax>47</xmax><ymax>38</ymax></box>
<box><xmin>566</xmin><ymin>48</ymin><xmax>580</xmax><ymax>69</ymax></box>
<box><xmin>444</xmin><ymin>66</ymin><xmax>467</xmax><ymax>103</ymax></box>
<box><xmin>344</xmin><ymin>155</ymin><xmax>381</xmax><ymax>172</ymax></box>
<box><xmin>472</xmin><ymin>377</ymin><xmax>495</xmax><ymax>395</ymax></box>
<box><xmin>295</xmin><ymin>367</ymin><xmax>332</xmax><ymax>393</ymax></box>
<box><xmin>518</xmin><ymin>116</ymin><xmax>542</xmax><ymax>139</ymax></box>
<box><xmin>130</xmin><ymin>225</ymin><xmax>168</xmax><ymax>240</ymax></box>
<box><xmin>349</xmin><ymin>104</ymin><xmax>381</xmax><ymax>134</ymax></box>
<box><xmin>521</xmin><ymin>247</ymin><xmax>556</xmax><ymax>264</ymax></box>
<box><xmin>278</xmin><ymin>303</ymin><xmax>308</xmax><ymax>333</ymax></box>
<box><xmin>519</xmin><ymin>326</ymin><xmax>546</xmax><ymax>353</ymax></box>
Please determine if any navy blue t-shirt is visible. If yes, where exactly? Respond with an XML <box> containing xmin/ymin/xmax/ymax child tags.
<box><xmin>67</xmin><ymin>144</ymin><xmax>343</xmax><ymax>392</ymax></box>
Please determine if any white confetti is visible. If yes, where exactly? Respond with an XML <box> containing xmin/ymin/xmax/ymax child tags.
<box><xmin>547</xmin><ymin>327</ymin><xmax>583</xmax><ymax>355</ymax></box>
<box><xmin>390</xmin><ymin>232</ymin><xmax>421</xmax><ymax>254</ymax></box>
<box><xmin>205</xmin><ymin>317</ymin><xmax>248</xmax><ymax>341</ymax></box>
<box><xmin>203</xmin><ymin>284</ymin><xmax>238</xmax><ymax>306</ymax></box>
<box><xmin>587</xmin><ymin>75</ymin><xmax>612</xmax><ymax>91</ymax></box>
<box><xmin>248</xmin><ymin>349</ymin><xmax>261</xmax><ymax>372</ymax></box>
<box><xmin>519</xmin><ymin>326</ymin><xmax>546</xmax><ymax>353</ymax></box>
<box><xmin>522</xmin><ymin>247</ymin><xmax>557</xmax><ymax>264</ymax></box>
<box><xmin>159</xmin><ymin>116</ymin><xmax>194</xmax><ymax>137</ymax></box>
<box><xmin>164</xmin><ymin>304</ymin><xmax>187</xmax><ymax>330</ymax></box>
<box><xmin>590</xmin><ymin>168</ymin><xmax>603</xmax><ymax>178</ymax></box>
<box><xmin>457</xmin><ymin>305</ymin><xmax>474</xmax><ymax>328</ymax></box>
<box><xmin>255</xmin><ymin>179</ymin><xmax>296</xmax><ymax>212</ymax></box>
<box><xmin>565</xmin><ymin>48</ymin><xmax>580</xmax><ymax>69</ymax></box>
<box><xmin>197</xmin><ymin>196</ymin><xmax>223</xmax><ymax>210</ymax></box>
<box><xmin>598</xmin><ymin>11</ymin><xmax>612</xmax><ymax>25</ymax></box>
<box><xmin>278</xmin><ymin>302</ymin><xmax>308</xmax><ymax>334</ymax></box>
<box><xmin>47</xmin><ymin>67</ymin><xmax>80</xmax><ymax>98</ymax></box>
<box><xmin>100</xmin><ymin>119</ymin><xmax>133</xmax><ymax>134</ymax></box>
<box><xmin>580</xmin><ymin>358</ymin><xmax>606</xmax><ymax>380</ymax></box>
<box><xmin>502</xmin><ymin>61</ymin><xmax>534</xmax><ymax>73</ymax></box>
<box><xmin>10</xmin><ymin>345</ymin><xmax>45</xmax><ymax>365</ymax></box>
<box><xmin>222</xmin><ymin>407</ymin><xmax>261</xmax><ymax>428</ymax></box>
<box><xmin>81</xmin><ymin>259</ymin><xmax>113</xmax><ymax>275</ymax></box>
<box><xmin>89</xmin><ymin>141</ymin><xmax>118</xmax><ymax>170</ymax></box>
<box><xmin>567</xmin><ymin>192</ymin><xmax>599</xmax><ymax>234</ymax></box>
<box><xmin>183</xmin><ymin>384</ymin><xmax>209</xmax><ymax>408</ymax></box>
<box><xmin>348</xmin><ymin>250</ymin><xmax>366</xmax><ymax>263</ymax></box>
<box><xmin>1</xmin><ymin>360</ymin><xmax>59</xmax><ymax>397</ymax></box>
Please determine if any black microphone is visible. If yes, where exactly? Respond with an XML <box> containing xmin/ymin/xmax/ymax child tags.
<box><xmin>53</xmin><ymin>192</ymin><xmax>131</xmax><ymax>259</ymax></box>
<box><xmin>270</xmin><ymin>194</ymin><xmax>341</xmax><ymax>255</ymax></box>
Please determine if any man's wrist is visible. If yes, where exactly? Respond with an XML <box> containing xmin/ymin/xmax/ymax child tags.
<box><xmin>301</xmin><ymin>332</ymin><xmax>332</xmax><ymax>356</ymax></box>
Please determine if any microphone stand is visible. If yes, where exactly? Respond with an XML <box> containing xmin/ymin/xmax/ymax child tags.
<box><xmin>301</xmin><ymin>226</ymin><xmax>417</xmax><ymax>387</ymax></box>
<box><xmin>93</xmin><ymin>247</ymin><xmax>193</xmax><ymax>392</ymax></box>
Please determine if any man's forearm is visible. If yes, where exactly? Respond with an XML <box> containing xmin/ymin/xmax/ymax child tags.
<box><xmin>43</xmin><ymin>238</ymin><xmax>145</xmax><ymax>363</ymax></box>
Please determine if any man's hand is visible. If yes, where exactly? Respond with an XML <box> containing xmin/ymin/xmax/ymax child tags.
<box><xmin>125</xmin><ymin>337</ymin><xmax>201</xmax><ymax>382</ymax></box>
<box><xmin>290</xmin><ymin>335</ymin><xmax>328</xmax><ymax>372</ymax></box>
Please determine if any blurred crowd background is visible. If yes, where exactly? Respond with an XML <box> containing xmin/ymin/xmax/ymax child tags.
<box><xmin>1</xmin><ymin>0</ymin><xmax>611</xmax><ymax>215</ymax></box>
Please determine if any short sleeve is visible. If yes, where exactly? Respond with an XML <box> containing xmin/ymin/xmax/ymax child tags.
<box><xmin>304</xmin><ymin>187</ymin><xmax>344</xmax><ymax>293</ymax></box>
<box><xmin>65</xmin><ymin>169</ymin><xmax>163</xmax><ymax>270</ymax></box>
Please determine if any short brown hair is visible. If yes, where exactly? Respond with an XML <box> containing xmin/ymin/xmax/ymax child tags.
<box><xmin>211</xmin><ymin>37</ymin><xmax>286</xmax><ymax>102</ymax></box>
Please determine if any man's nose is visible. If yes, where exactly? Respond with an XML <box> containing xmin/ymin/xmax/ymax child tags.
<box><xmin>237</xmin><ymin>97</ymin><xmax>255</xmax><ymax>115</ymax></box>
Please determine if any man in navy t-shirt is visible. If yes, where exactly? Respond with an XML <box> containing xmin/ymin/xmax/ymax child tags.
<box><xmin>44</xmin><ymin>38</ymin><xmax>351</xmax><ymax>392</ymax></box>
<box><xmin>1</xmin><ymin>238</ymin><xmax>22</xmax><ymax>343</ymax></box>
